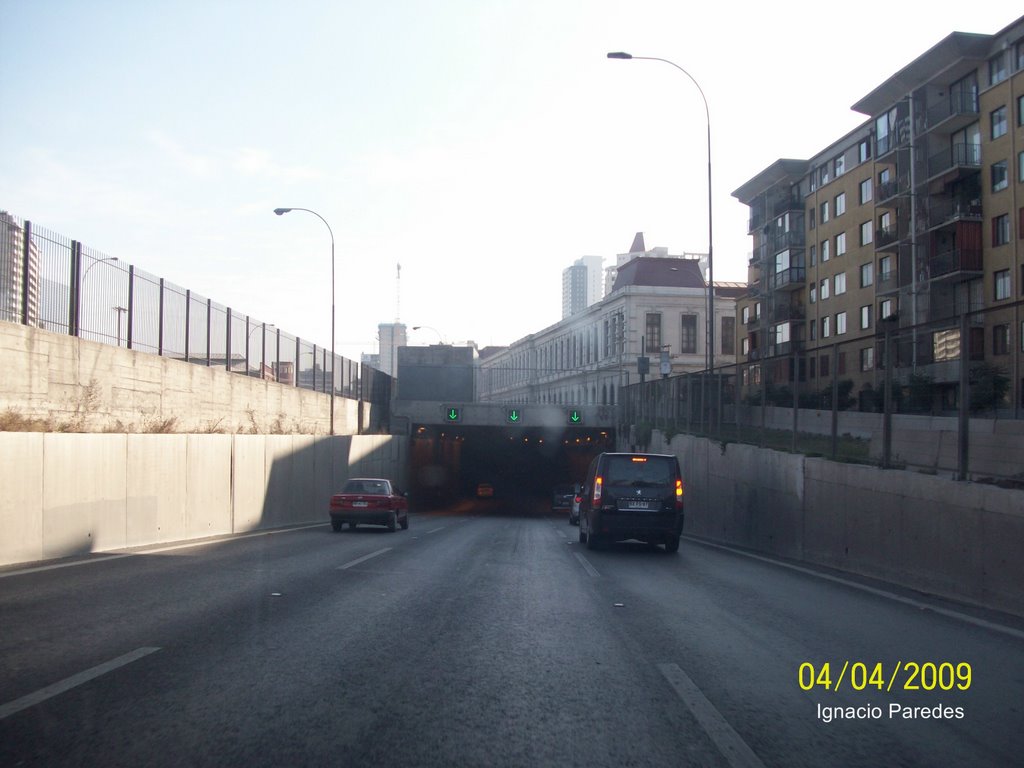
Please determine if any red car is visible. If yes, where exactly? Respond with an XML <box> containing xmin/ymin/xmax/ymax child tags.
<box><xmin>329</xmin><ymin>478</ymin><xmax>409</xmax><ymax>532</ymax></box>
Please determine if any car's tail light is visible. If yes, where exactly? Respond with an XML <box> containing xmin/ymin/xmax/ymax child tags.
<box><xmin>593</xmin><ymin>476</ymin><xmax>603</xmax><ymax>505</ymax></box>
<box><xmin>675</xmin><ymin>479</ymin><xmax>684</xmax><ymax>509</ymax></box>
<box><xmin>574</xmin><ymin>494</ymin><xmax>581</xmax><ymax>504</ymax></box>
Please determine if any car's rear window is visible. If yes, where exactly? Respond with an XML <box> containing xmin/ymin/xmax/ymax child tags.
<box><xmin>342</xmin><ymin>480</ymin><xmax>390</xmax><ymax>495</ymax></box>
<box><xmin>603</xmin><ymin>456</ymin><xmax>677</xmax><ymax>486</ymax></box>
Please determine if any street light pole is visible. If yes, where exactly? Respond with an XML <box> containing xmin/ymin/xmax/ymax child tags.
<box><xmin>606</xmin><ymin>52</ymin><xmax>714</xmax><ymax>376</ymax></box>
<box><xmin>412</xmin><ymin>325</ymin><xmax>446</xmax><ymax>344</ymax></box>
<box><xmin>274</xmin><ymin>207</ymin><xmax>336</xmax><ymax>435</ymax></box>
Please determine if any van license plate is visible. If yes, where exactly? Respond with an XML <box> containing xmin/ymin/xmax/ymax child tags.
<box><xmin>624</xmin><ymin>501</ymin><xmax>653</xmax><ymax>510</ymax></box>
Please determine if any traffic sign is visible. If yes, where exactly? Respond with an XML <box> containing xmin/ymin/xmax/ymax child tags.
<box><xmin>445</xmin><ymin>406</ymin><xmax>461</xmax><ymax>422</ymax></box>
<box><xmin>507</xmin><ymin>408</ymin><xmax>522</xmax><ymax>423</ymax></box>
<box><xmin>567</xmin><ymin>409</ymin><xmax>582</xmax><ymax>425</ymax></box>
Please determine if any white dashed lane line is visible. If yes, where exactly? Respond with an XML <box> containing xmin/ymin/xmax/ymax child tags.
<box><xmin>0</xmin><ymin>647</ymin><xmax>161</xmax><ymax>721</ymax></box>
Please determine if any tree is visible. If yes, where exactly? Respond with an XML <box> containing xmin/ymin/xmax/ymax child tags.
<box><xmin>969</xmin><ymin>363</ymin><xmax>1010</xmax><ymax>414</ymax></box>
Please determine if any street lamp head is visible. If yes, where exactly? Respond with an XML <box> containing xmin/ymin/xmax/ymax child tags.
<box><xmin>607</xmin><ymin>51</ymin><xmax>633</xmax><ymax>59</ymax></box>
<box><xmin>273</xmin><ymin>208</ymin><xmax>292</xmax><ymax>216</ymax></box>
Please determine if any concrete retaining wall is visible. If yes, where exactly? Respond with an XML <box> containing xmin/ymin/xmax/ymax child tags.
<box><xmin>0</xmin><ymin>432</ymin><xmax>406</xmax><ymax>567</ymax></box>
<box><xmin>0</xmin><ymin>321</ymin><xmax>373</xmax><ymax>435</ymax></box>
<box><xmin>647</xmin><ymin>430</ymin><xmax>1024</xmax><ymax>618</ymax></box>
<box><xmin>736</xmin><ymin>405</ymin><xmax>1024</xmax><ymax>479</ymax></box>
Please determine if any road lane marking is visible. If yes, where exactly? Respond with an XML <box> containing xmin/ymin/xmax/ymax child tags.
<box><xmin>574</xmin><ymin>552</ymin><xmax>600</xmax><ymax>578</ymax></box>
<box><xmin>425</xmin><ymin>527</ymin><xmax>446</xmax><ymax>534</ymax></box>
<box><xmin>658</xmin><ymin>663</ymin><xmax>766</xmax><ymax>768</ymax></box>
<box><xmin>0</xmin><ymin>647</ymin><xmax>161</xmax><ymax>721</ymax></box>
<box><xmin>0</xmin><ymin>524</ymin><xmax>328</xmax><ymax>579</ymax></box>
<box><xmin>338</xmin><ymin>548</ymin><xmax>392</xmax><ymax>570</ymax></box>
<box><xmin>687</xmin><ymin>537</ymin><xmax>1024</xmax><ymax>642</ymax></box>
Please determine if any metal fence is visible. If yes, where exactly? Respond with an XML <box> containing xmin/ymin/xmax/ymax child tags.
<box><xmin>1</xmin><ymin>211</ymin><xmax>391</xmax><ymax>417</ymax></box>
<box><xmin>621</xmin><ymin>298</ymin><xmax>1024</xmax><ymax>485</ymax></box>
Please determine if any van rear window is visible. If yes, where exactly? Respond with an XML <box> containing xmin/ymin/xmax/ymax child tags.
<box><xmin>604</xmin><ymin>456</ymin><xmax>676</xmax><ymax>485</ymax></box>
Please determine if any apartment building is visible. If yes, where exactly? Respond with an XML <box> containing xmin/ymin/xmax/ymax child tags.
<box><xmin>733</xmin><ymin>15</ymin><xmax>1024</xmax><ymax>412</ymax></box>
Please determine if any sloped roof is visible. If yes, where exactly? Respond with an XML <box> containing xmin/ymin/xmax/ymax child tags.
<box><xmin>628</xmin><ymin>232</ymin><xmax>646</xmax><ymax>254</ymax></box>
<box><xmin>612</xmin><ymin>257</ymin><xmax>705</xmax><ymax>291</ymax></box>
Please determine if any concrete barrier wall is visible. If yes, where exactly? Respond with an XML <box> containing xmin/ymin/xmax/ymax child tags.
<box><xmin>0</xmin><ymin>432</ymin><xmax>406</xmax><ymax>568</ymax></box>
<box><xmin>0</xmin><ymin>321</ymin><xmax>374</xmax><ymax>435</ymax></box>
<box><xmin>647</xmin><ymin>430</ymin><xmax>1024</xmax><ymax>618</ymax></box>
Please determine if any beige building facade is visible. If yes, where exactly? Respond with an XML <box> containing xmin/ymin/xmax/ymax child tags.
<box><xmin>733</xmin><ymin>15</ymin><xmax>1024</xmax><ymax>414</ymax></box>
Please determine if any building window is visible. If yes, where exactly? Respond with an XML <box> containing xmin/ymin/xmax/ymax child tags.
<box><xmin>995</xmin><ymin>269</ymin><xmax>1010</xmax><ymax>301</ymax></box>
<box><xmin>741</xmin><ymin>337</ymin><xmax>750</xmax><ymax>356</ymax></box>
<box><xmin>880</xmin><ymin>298</ymin><xmax>895</xmax><ymax>320</ymax></box>
<box><xmin>721</xmin><ymin>316</ymin><xmax>735</xmax><ymax>356</ymax></box>
<box><xmin>819</xmin><ymin>165</ymin><xmax>830</xmax><ymax>186</ymax></box>
<box><xmin>879</xmin><ymin>254</ymin><xmax>893</xmax><ymax>282</ymax></box>
<box><xmin>993</xmin><ymin>214</ymin><xmax>1010</xmax><ymax>246</ymax></box>
<box><xmin>742</xmin><ymin>306</ymin><xmax>750</xmax><ymax>324</ymax></box>
<box><xmin>836</xmin><ymin>232</ymin><xmax>847</xmax><ymax>256</ymax></box>
<box><xmin>820</xmin><ymin>200</ymin><xmax>830</xmax><ymax>223</ymax></box>
<box><xmin>835</xmin><ymin>192</ymin><xmax>846</xmax><ymax>217</ymax></box>
<box><xmin>808</xmin><ymin>208</ymin><xmax>816</xmax><ymax>230</ymax></box>
<box><xmin>860</xmin><ymin>220</ymin><xmax>873</xmax><ymax>246</ymax></box>
<box><xmin>860</xmin><ymin>347</ymin><xmax>874</xmax><ymax>371</ymax></box>
<box><xmin>992</xmin><ymin>106</ymin><xmax>1007</xmax><ymax>139</ymax></box>
<box><xmin>834</xmin><ymin>154</ymin><xmax>846</xmax><ymax>177</ymax></box>
<box><xmin>809</xmin><ymin>320</ymin><xmax>817</xmax><ymax>341</ymax></box>
<box><xmin>834</xmin><ymin>272</ymin><xmax>847</xmax><ymax>295</ymax></box>
<box><xmin>992</xmin><ymin>160</ymin><xmax>1008</xmax><ymax>192</ymax></box>
<box><xmin>820</xmin><ymin>279</ymin><xmax>830</xmax><ymax>300</ymax></box>
<box><xmin>993</xmin><ymin>324</ymin><xmax>1009</xmax><ymax>355</ymax></box>
<box><xmin>860</xmin><ymin>305</ymin><xmax>871</xmax><ymax>330</ymax></box>
<box><xmin>821</xmin><ymin>239</ymin><xmax>830</xmax><ymax>262</ymax></box>
<box><xmin>645</xmin><ymin>312</ymin><xmax>661</xmax><ymax>352</ymax></box>
<box><xmin>990</xmin><ymin>53</ymin><xmax>1007</xmax><ymax>85</ymax></box>
<box><xmin>859</xmin><ymin>178</ymin><xmax>872</xmax><ymax>204</ymax></box>
<box><xmin>680</xmin><ymin>314</ymin><xmax>698</xmax><ymax>354</ymax></box>
<box><xmin>820</xmin><ymin>354</ymin><xmax>830</xmax><ymax>377</ymax></box>
<box><xmin>809</xmin><ymin>244</ymin><xmax>817</xmax><ymax>266</ymax></box>
<box><xmin>1019</xmin><ymin>94</ymin><xmax>1024</xmax><ymax>127</ymax></box>
<box><xmin>822</xmin><ymin>316</ymin><xmax>831</xmax><ymax>338</ymax></box>
<box><xmin>860</xmin><ymin>262</ymin><xmax>873</xmax><ymax>287</ymax></box>
<box><xmin>836</xmin><ymin>311</ymin><xmax>847</xmax><ymax>335</ymax></box>
<box><xmin>858</xmin><ymin>139</ymin><xmax>871</xmax><ymax>164</ymax></box>
<box><xmin>809</xmin><ymin>285</ymin><xmax>817</xmax><ymax>304</ymax></box>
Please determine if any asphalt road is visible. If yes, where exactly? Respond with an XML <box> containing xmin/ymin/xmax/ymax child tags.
<box><xmin>1</xmin><ymin>503</ymin><xmax>1022</xmax><ymax>767</ymax></box>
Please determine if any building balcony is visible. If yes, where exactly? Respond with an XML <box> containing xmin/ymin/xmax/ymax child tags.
<box><xmin>768</xmin><ymin>230</ymin><xmax>805</xmax><ymax>252</ymax></box>
<box><xmin>927</xmin><ymin>142</ymin><xmax>980</xmax><ymax>182</ymax></box>
<box><xmin>747</xmin><ymin>209</ymin><xmax>767</xmax><ymax>235</ymax></box>
<box><xmin>769</xmin><ymin>266</ymin><xmax>806</xmax><ymax>292</ymax></box>
<box><xmin>924</xmin><ymin>89</ymin><xmax>979</xmax><ymax>136</ymax></box>
<box><xmin>927</xmin><ymin>247</ymin><xmax>983</xmax><ymax>282</ymax></box>
<box><xmin>876</xmin><ymin>269</ymin><xmax>900</xmax><ymax>295</ymax></box>
<box><xmin>876</xmin><ymin>177</ymin><xmax>910</xmax><ymax>205</ymax></box>
<box><xmin>923</xmin><ymin>198</ymin><xmax>983</xmax><ymax>232</ymax></box>
<box><xmin>875</xmin><ymin>227</ymin><xmax>904</xmax><ymax>251</ymax></box>
<box><xmin>770</xmin><ymin>302</ymin><xmax>805</xmax><ymax>323</ymax></box>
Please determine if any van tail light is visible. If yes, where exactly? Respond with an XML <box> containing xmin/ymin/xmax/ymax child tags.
<box><xmin>593</xmin><ymin>476</ymin><xmax>603</xmax><ymax>505</ymax></box>
<box><xmin>675</xmin><ymin>479</ymin><xmax>684</xmax><ymax>509</ymax></box>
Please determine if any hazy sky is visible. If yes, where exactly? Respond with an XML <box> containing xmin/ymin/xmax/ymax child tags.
<box><xmin>1</xmin><ymin>2</ymin><xmax>1017</xmax><ymax>359</ymax></box>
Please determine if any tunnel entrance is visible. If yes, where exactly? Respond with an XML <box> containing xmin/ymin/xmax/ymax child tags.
<box><xmin>407</xmin><ymin>424</ymin><xmax>614</xmax><ymax>513</ymax></box>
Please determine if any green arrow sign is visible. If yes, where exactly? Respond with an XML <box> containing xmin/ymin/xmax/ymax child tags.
<box><xmin>508</xmin><ymin>409</ymin><xmax>520</xmax><ymax>423</ymax></box>
<box><xmin>568</xmin><ymin>409</ymin><xmax>582</xmax><ymax>424</ymax></box>
<box><xmin>446</xmin><ymin>407</ymin><xmax>461</xmax><ymax>422</ymax></box>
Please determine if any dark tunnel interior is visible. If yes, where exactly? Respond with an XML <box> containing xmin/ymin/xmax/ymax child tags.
<box><xmin>407</xmin><ymin>424</ymin><xmax>615</xmax><ymax>513</ymax></box>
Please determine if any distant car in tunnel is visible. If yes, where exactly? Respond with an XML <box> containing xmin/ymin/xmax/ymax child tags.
<box><xmin>551</xmin><ymin>483</ymin><xmax>579</xmax><ymax>520</ymax></box>
<box><xmin>476</xmin><ymin>482</ymin><xmax>495</xmax><ymax>498</ymax></box>
<box><xmin>329</xmin><ymin>478</ymin><xmax>409</xmax><ymax>532</ymax></box>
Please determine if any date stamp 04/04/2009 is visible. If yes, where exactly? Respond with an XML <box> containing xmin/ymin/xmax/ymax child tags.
<box><xmin>799</xmin><ymin>661</ymin><xmax>971</xmax><ymax>723</ymax></box>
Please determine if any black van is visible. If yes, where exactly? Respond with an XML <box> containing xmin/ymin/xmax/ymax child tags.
<box><xmin>578</xmin><ymin>452</ymin><xmax>684</xmax><ymax>553</ymax></box>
